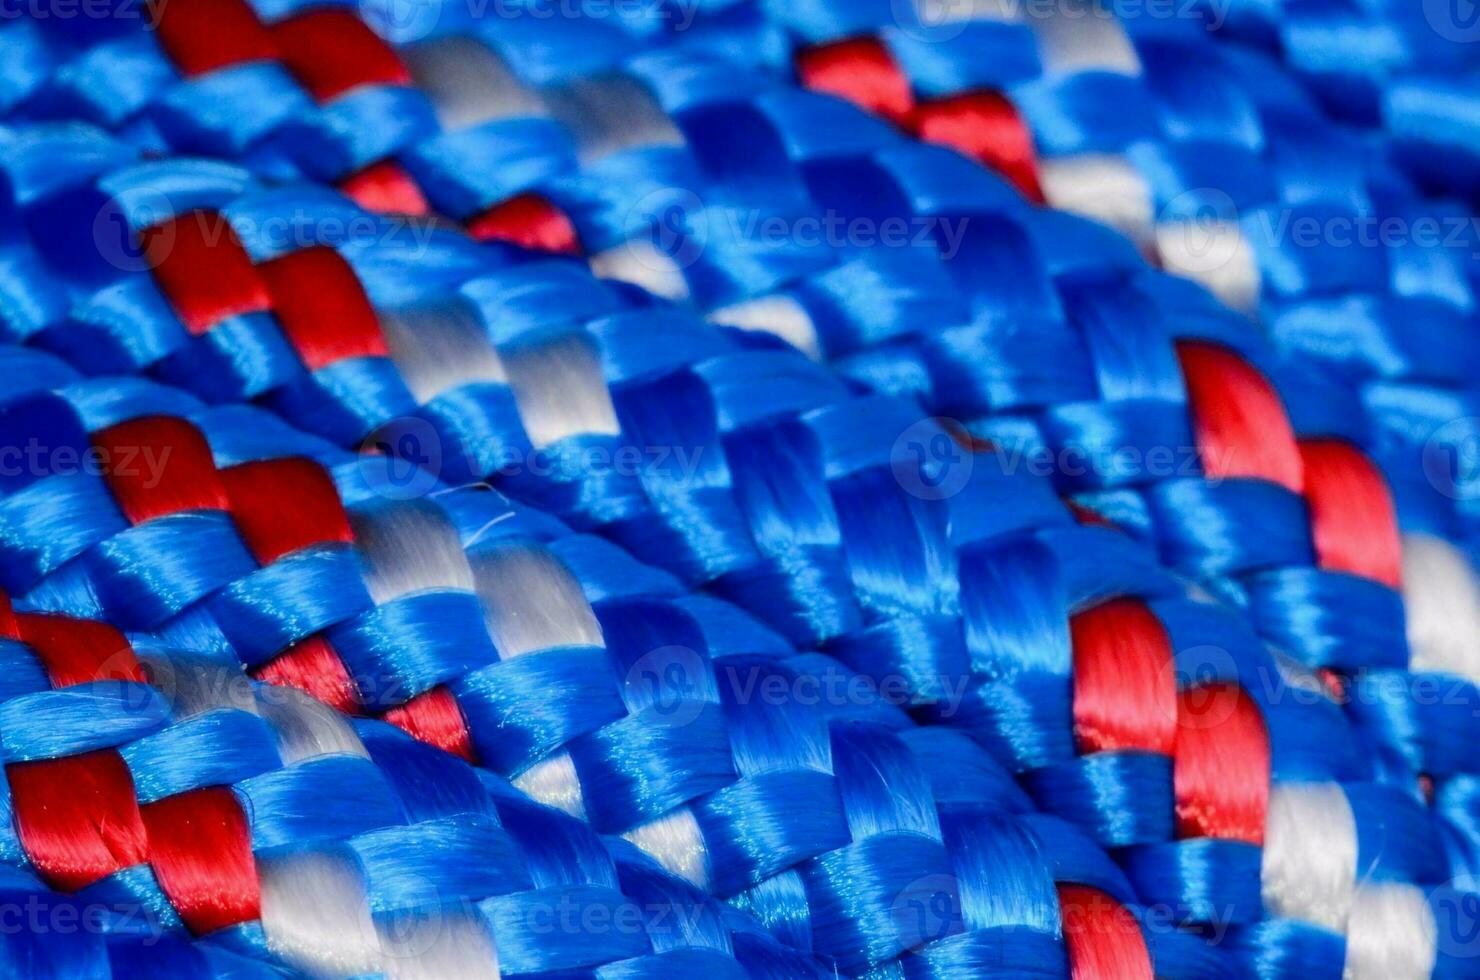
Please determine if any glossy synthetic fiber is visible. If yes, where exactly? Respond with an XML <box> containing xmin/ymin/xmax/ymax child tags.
<box><xmin>0</xmin><ymin>2</ymin><xmax>1478</xmax><ymax>978</ymax></box>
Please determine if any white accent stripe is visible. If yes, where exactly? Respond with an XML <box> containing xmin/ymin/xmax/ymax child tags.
<box><xmin>708</xmin><ymin>295</ymin><xmax>822</xmax><ymax>360</ymax></box>
<box><xmin>380</xmin><ymin>909</ymin><xmax>502</xmax><ymax>980</ymax></box>
<box><xmin>401</xmin><ymin>36</ymin><xmax>548</xmax><ymax>130</ymax></box>
<box><xmin>379</xmin><ymin>300</ymin><xmax>506</xmax><ymax>405</ymax></box>
<box><xmin>1345</xmin><ymin>883</ymin><xmax>1438</xmax><ymax>980</ymax></box>
<box><xmin>350</xmin><ymin>500</ymin><xmax>478</xmax><ymax>603</ymax></box>
<box><xmin>512</xmin><ymin>753</ymin><xmax>587</xmax><ymax>820</ymax></box>
<box><xmin>1404</xmin><ymin>533</ymin><xmax>1480</xmax><ymax>685</ymax></box>
<box><xmin>624</xmin><ymin>809</ymin><xmax>710</xmax><ymax>889</ymax></box>
<box><xmin>256</xmin><ymin>686</ymin><xmax>371</xmax><ymax>764</ymax></box>
<box><xmin>543</xmin><ymin>74</ymin><xmax>685</xmax><ymax>163</ymax></box>
<box><xmin>1261</xmin><ymin>782</ymin><xmax>1356</xmax><ymax>932</ymax></box>
<box><xmin>1038</xmin><ymin>154</ymin><xmax>1154</xmax><ymax>252</ymax></box>
<box><xmin>589</xmin><ymin>241</ymin><xmax>692</xmax><ymax>302</ymax></box>
<box><xmin>259</xmin><ymin>849</ymin><xmax>383</xmax><ymax>977</ymax></box>
<box><xmin>502</xmin><ymin>335</ymin><xmax>622</xmax><ymax>448</ymax></box>
<box><xmin>471</xmin><ymin>544</ymin><xmax>604</xmax><ymax>658</ymax></box>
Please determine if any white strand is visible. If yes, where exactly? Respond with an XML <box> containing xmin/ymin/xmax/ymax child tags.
<box><xmin>1038</xmin><ymin>154</ymin><xmax>1154</xmax><ymax>252</ymax></box>
<box><xmin>258</xmin><ymin>848</ymin><xmax>383</xmax><ymax>977</ymax></box>
<box><xmin>470</xmin><ymin>544</ymin><xmax>604</xmax><ymax>658</ymax></box>
<box><xmin>1345</xmin><ymin>883</ymin><xmax>1437</xmax><ymax>980</ymax></box>
<box><xmin>623</xmin><ymin>809</ymin><xmax>711</xmax><ymax>889</ymax></box>
<box><xmin>401</xmin><ymin>36</ymin><xmax>548</xmax><ymax>130</ymax></box>
<box><xmin>1403</xmin><ymin>533</ymin><xmax>1480</xmax><ymax>685</ymax></box>
<box><xmin>349</xmin><ymin>500</ymin><xmax>477</xmax><ymax>603</ymax></box>
<box><xmin>137</xmin><ymin>650</ymin><xmax>259</xmax><ymax>719</ymax></box>
<box><xmin>543</xmin><ymin>74</ymin><xmax>685</xmax><ymax>162</ymax></box>
<box><xmin>512</xmin><ymin>753</ymin><xmax>587</xmax><ymax>820</ymax></box>
<box><xmin>1028</xmin><ymin>1</ymin><xmax>1141</xmax><ymax>76</ymax></box>
<box><xmin>379</xmin><ymin>908</ymin><xmax>502</xmax><ymax>980</ymax></box>
<box><xmin>379</xmin><ymin>300</ymin><xmax>506</xmax><ymax>405</ymax></box>
<box><xmin>708</xmin><ymin>295</ymin><xmax>822</xmax><ymax>360</ymax></box>
<box><xmin>502</xmin><ymin>335</ymin><xmax>622</xmax><ymax>449</ymax></box>
<box><xmin>589</xmin><ymin>241</ymin><xmax>692</xmax><ymax>302</ymax></box>
<box><xmin>256</xmin><ymin>686</ymin><xmax>370</xmax><ymax>764</ymax></box>
<box><xmin>1156</xmin><ymin>218</ymin><xmax>1262</xmax><ymax>314</ymax></box>
<box><xmin>1261</xmin><ymin>782</ymin><xmax>1357</xmax><ymax>932</ymax></box>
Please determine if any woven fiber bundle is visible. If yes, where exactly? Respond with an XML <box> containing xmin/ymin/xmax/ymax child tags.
<box><xmin>0</xmin><ymin>3</ymin><xmax>1477</xmax><ymax>978</ymax></box>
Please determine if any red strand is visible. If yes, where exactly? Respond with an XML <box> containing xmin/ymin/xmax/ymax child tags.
<box><xmin>1174</xmin><ymin>683</ymin><xmax>1269</xmax><ymax>845</ymax></box>
<box><xmin>142</xmin><ymin>211</ymin><xmax>272</xmax><ymax>335</ymax></box>
<box><xmin>8</xmin><ymin>751</ymin><xmax>149</xmax><ymax>891</ymax></box>
<box><xmin>256</xmin><ymin>246</ymin><xmax>389</xmax><ymax>370</ymax></box>
<box><xmin>220</xmin><ymin>458</ymin><xmax>354</xmax><ymax>563</ymax></box>
<box><xmin>795</xmin><ymin>37</ymin><xmax>916</xmax><ymax>125</ymax></box>
<box><xmin>911</xmin><ymin>92</ymin><xmax>1045</xmax><ymax>202</ymax></box>
<box><xmin>139</xmin><ymin>787</ymin><xmax>260</xmax><ymax>935</ymax></box>
<box><xmin>1070</xmin><ymin>600</ymin><xmax>1178</xmax><ymax>755</ymax></box>
<box><xmin>269</xmin><ymin>9</ymin><xmax>412</xmax><ymax>101</ymax></box>
<box><xmin>340</xmin><ymin>161</ymin><xmax>430</xmax><ymax>217</ymax></box>
<box><xmin>1298</xmin><ymin>439</ymin><xmax>1402</xmax><ymax>588</ymax></box>
<box><xmin>383</xmin><ymin>687</ymin><xmax>476</xmax><ymax>763</ymax></box>
<box><xmin>0</xmin><ymin>589</ymin><xmax>19</xmax><ymax>640</ymax></box>
<box><xmin>251</xmin><ymin>637</ymin><xmax>361</xmax><ymax>715</ymax></box>
<box><xmin>1175</xmin><ymin>341</ymin><xmax>1304</xmax><ymax>494</ymax></box>
<box><xmin>466</xmin><ymin>192</ymin><xmax>583</xmax><ymax>256</ymax></box>
<box><xmin>148</xmin><ymin>0</ymin><xmax>279</xmax><ymax>76</ymax></box>
<box><xmin>92</xmin><ymin>416</ymin><xmax>228</xmax><ymax>524</ymax></box>
<box><xmin>1058</xmin><ymin>885</ymin><xmax>1153</xmax><ymax>980</ymax></box>
<box><xmin>16</xmin><ymin>614</ymin><xmax>143</xmax><ymax>687</ymax></box>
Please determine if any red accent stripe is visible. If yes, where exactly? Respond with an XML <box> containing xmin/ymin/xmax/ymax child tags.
<box><xmin>1070</xmin><ymin>600</ymin><xmax>1177</xmax><ymax>755</ymax></box>
<box><xmin>256</xmin><ymin>246</ymin><xmax>389</xmax><ymax>370</ymax></box>
<box><xmin>221</xmin><ymin>458</ymin><xmax>354</xmax><ymax>563</ymax></box>
<box><xmin>383</xmin><ymin>687</ymin><xmax>476</xmax><ymax>762</ymax></box>
<box><xmin>794</xmin><ymin>39</ymin><xmax>1044</xmax><ymax>201</ymax></box>
<box><xmin>139</xmin><ymin>787</ymin><xmax>260</xmax><ymax>935</ymax></box>
<box><xmin>16</xmin><ymin>614</ymin><xmax>143</xmax><ymax>688</ymax></box>
<box><xmin>1176</xmin><ymin>341</ymin><xmax>1304</xmax><ymax>494</ymax></box>
<box><xmin>269</xmin><ymin>9</ymin><xmax>411</xmax><ymax>102</ymax></box>
<box><xmin>466</xmin><ymin>193</ymin><xmax>583</xmax><ymax>256</ymax></box>
<box><xmin>340</xmin><ymin>161</ymin><xmax>430</xmax><ymax>217</ymax></box>
<box><xmin>794</xmin><ymin>37</ymin><xmax>915</xmax><ymax>125</ymax></box>
<box><xmin>1064</xmin><ymin>500</ymin><xmax>1113</xmax><ymax>528</ymax></box>
<box><xmin>149</xmin><ymin>0</ymin><xmax>279</xmax><ymax>76</ymax></box>
<box><xmin>1298</xmin><ymin>439</ymin><xmax>1402</xmax><ymax>588</ymax></box>
<box><xmin>0</xmin><ymin>589</ymin><xmax>19</xmax><ymax>640</ymax></box>
<box><xmin>143</xmin><ymin>212</ymin><xmax>272</xmax><ymax>335</ymax></box>
<box><xmin>9</xmin><ymin>751</ymin><xmax>149</xmax><ymax>891</ymax></box>
<box><xmin>912</xmin><ymin>92</ymin><xmax>1045</xmax><ymax>202</ymax></box>
<box><xmin>1174</xmin><ymin>683</ymin><xmax>1269</xmax><ymax>845</ymax></box>
<box><xmin>92</xmin><ymin>416</ymin><xmax>227</xmax><ymax>524</ymax></box>
<box><xmin>1057</xmin><ymin>885</ymin><xmax>1153</xmax><ymax>980</ymax></box>
<box><xmin>251</xmin><ymin>637</ymin><xmax>361</xmax><ymax>715</ymax></box>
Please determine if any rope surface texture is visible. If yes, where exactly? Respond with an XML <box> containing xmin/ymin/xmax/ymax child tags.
<box><xmin>0</xmin><ymin>2</ymin><xmax>1478</xmax><ymax>978</ymax></box>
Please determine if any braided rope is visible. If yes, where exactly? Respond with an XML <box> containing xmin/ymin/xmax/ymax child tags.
<box><xmin>0</xmin><ymin>3</ymin><xmax>1474</xmax><ymax>977</ymax></box>
<box><xmin>0</xmin><ymin>337</ymin><xmax>1253</xmax><ymax>976</ymax></box>
<box><xmin>0</xmin><ymin>593</ymin><xmax>833</xmax><ymax>978</ymax></box>
<box><xmin>0</xmin><ymin>122</ymin><xmax>1468</xmax><ymax>980</ymax></box>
